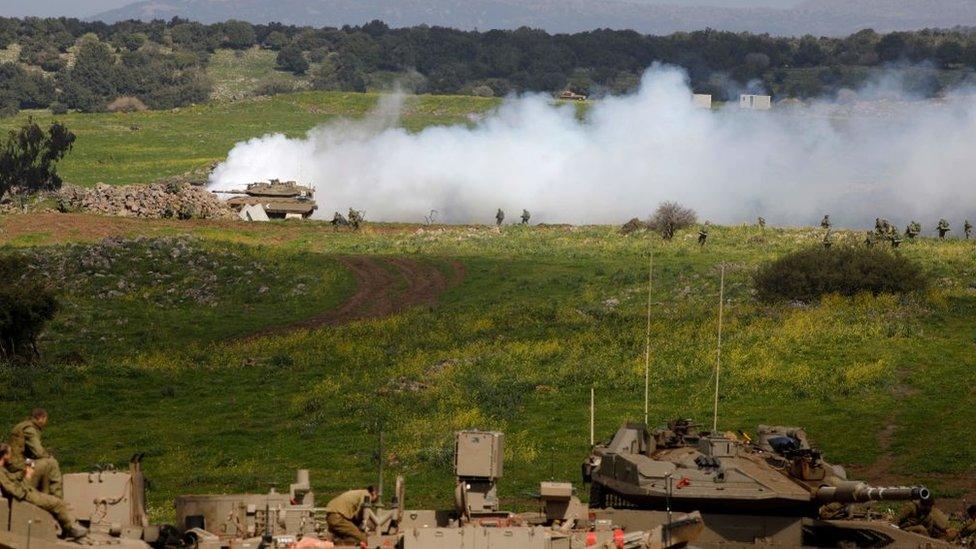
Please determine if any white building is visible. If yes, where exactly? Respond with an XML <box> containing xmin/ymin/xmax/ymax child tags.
<box><xmin>692</xmin><ymin>94</ymin><xmax>712</xmax><ymax>109</ymax></box>
<box><xmin>739</xmin><ymin>94</ymin><xmax>772</xmax><ymax>110</ymax></box>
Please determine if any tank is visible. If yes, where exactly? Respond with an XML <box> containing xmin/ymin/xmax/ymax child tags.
<box><xmin>215</xmin><ymin>179</ymin><xmax>318</xmax><ymax>220</ymax></box>
<box><xmin>583</xmin><ymin>420</ymin><xmax>952</xmax><ymax>548</ymax></box>
<box><xmin>0</xmin><ymin>456</ymin><xmax>159</xmax><ymax>549</ymax></box>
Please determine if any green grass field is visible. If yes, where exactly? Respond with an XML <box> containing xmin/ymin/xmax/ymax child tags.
<box><xmin>0</xmin><ymin>91</ymin><xmax>499</xmax><ymax>186</ymax></box>
<box><xmin>1</xmin><ymin>214</ymin><xmax>974</xmax><ymax>521</ymax></box>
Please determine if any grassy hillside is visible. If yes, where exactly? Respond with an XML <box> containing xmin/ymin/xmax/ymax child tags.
<box><xmin>1</xmin><ymin>215</ymin><xmax>974</xmax><ymax>521</ymax></box>
<box><xmin>0</xmin><ymin>92</ymin><xmax>500</xmax><ymax>187</ymax></box>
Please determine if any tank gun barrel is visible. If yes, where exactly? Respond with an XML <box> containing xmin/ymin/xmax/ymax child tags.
<box><xmin>815</xmin><ymin>481</ymin><xmax>930</xmax><ymax>503</ymax></box>
<box><xmin>211</xmin><ymin>189</ymin><xmax>248</xmax><ymax>195</ymax></box>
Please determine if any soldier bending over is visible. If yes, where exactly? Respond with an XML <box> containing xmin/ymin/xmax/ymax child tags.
<box><xmin>325</xmin><ymin>486</ymin><xmax>379</xmax><ymax>546</ymax></box>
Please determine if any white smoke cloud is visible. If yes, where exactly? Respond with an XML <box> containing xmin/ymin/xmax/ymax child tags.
<box><xmin>210</xmin><ymin>65</ymin><xmax>976</xmax><ymax>228</ymax></box>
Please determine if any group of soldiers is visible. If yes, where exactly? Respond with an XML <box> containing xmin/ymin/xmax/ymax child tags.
<box><xmin>896</xmin><ymin>500</ymin><xmax>976</xmax><ymax>544</ymax></box>
<box><xmin>816</xmin><ymin>215</ymin><xmax>973</xmax><ymax>249</ymax></box>
<box><xmin>495</xmin><ymin>208</ymin><xmax>531</xmax><ymax>226</ymax></box>
<box><xmin>0</xmin><ymin>409</ymin><xmax>88</xmax><ymax>540</ymax></box>
<box><xmin>331</xmin><ymin>208</ymin><xmax>364</xmax><ymax>231</ymax></box>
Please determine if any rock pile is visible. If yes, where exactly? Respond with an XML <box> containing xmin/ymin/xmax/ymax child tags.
<box><xmin>57</xmin><ymin>182</ymin><xmax>234</xmax><ymax>219</ymax></box>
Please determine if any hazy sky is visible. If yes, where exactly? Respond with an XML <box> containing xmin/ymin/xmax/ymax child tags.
<box><xmin>0</xmin><ymin>0</ymin><xmax>807</xmax><ymax>19</ymax></box>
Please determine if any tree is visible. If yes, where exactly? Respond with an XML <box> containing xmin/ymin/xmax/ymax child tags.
<box><xmin>276</xmin><ymin>45</ymin><xmax>309</xmax><ymax>75</ymax></box>
<box><xmin>0</xmin><ymin>118</ymin><xmax>75</xmax><ymax>199</ymax></box>
<box><xmin>647</xmin><ymin>202</ymin><xmax>697</xmax><ymax>240</ymax></box>
<box><xmin>0</xmin><ymin>254</ymin><xmax>58</xmax><ymax>361</ymax></box>
<box><xmin>221</xmin><ymin>20</ymin><xmax>256</xmax><ymax>50</ymax></box>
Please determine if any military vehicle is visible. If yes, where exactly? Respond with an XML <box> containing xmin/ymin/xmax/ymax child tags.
<box><xmin>172</xmin><ymin>430</ymin><xmax>704</xmax><ymax>549</ymax></box>
<box><xmin>0</xmin><ymin>456</ymin><xmax>161</xmax><ymax>549</ymax></box>
<box><xmin>215</xmin><ymin>180</ymin><xmax>317</xmax><ymax>220</ymax></box>
<box><xmin>583</xmin><ymin>420</ymin><xmax>955</xmax><ymax>547</ymax></box>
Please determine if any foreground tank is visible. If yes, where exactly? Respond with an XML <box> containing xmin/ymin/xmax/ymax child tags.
<box><xmin>583</xmin><ymin>420</ymin><xmax>952</xmax><ymax>548</ymax></box>
<box><xmin>0</xmin><ymin>457</ymin><xmax>159</xmax><ymax>549</ymax></box>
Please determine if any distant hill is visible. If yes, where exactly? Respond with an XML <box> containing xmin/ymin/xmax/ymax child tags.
<box><xmin>90</xmin><ymin>0</ymin><xmax>976</xmax><ymax>36</ymax></box>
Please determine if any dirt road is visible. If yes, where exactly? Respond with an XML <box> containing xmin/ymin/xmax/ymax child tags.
<box><xmin>245</xmin><ymin>256</ymin><xmax>465</xmax><ymax>340</ymax></box>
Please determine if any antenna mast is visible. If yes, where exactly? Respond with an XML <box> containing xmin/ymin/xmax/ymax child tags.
<box><xmin>589</xmin><ymin>386</ymin><xmax>595</xmax><ymax>446</ymax></box>
<box><xmin>643</xmin><ymin>253</ymin><xmax>654</xmax><ymax>425</ymax></box>
<box><xmin>712</xmin><ymin>265</ymin><xmax>725</xmax><ymax>433</ymax></box>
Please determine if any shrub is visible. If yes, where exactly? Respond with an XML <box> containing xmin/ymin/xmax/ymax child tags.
<box><xmin>254</xmin><ymin>79</ymin><xmax>296</xmax><ymax>97</ymax></box>
<box><xmin>647</xmin><ymin>201</ymin><xmax>697</xmax><ymax>240</ymax></box>
<box><xmin>49</xmin><ymin>101</ymin><xmax>68</xmax><ymax>115</ymax></box>
<box><xmin>753</xmin><ymin>247</ymin><xmax>927</xmax><ymax>303</ymax></box>
<box><xmin>0</xmin><ymin>254</ymin><xmax>59</xmax><ymax>360</ymax></box>
<box><xmin>107</xmin><ymin>96</ymin><xmax>149</xmax><ymax>113</ymax></box>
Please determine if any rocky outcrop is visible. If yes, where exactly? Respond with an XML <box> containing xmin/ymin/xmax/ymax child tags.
<box><xmin>57</xmin><ymin>182</ymin><xmax>235</xmax><ymax>219</ymax></box>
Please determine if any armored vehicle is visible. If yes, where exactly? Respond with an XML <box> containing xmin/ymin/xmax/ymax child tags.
<box><xmin>583</xmin><ymin>420</ymin><xmax>953</xmax><ymax>548</ymax></box>
<box><xmin>173</xmin><ymin>430</ymin><xmax>703</xmax><ymax>549</ymax></box>
<box><xmin>1</xmin><ymin>456</ymin><xmax>160</xmax><ymax>549</ymax></box>
<box><xmin>216</xmin><ymin>180</ymin><xmax>317</xmax><ymax>220</ymax></box>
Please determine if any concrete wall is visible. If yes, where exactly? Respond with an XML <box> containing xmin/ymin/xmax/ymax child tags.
<box><xmin>739</xmin><ymin>94</ymin><xmax>772</xmax><ymax>110</ymax></box>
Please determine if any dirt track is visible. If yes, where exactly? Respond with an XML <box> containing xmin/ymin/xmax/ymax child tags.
<box><xmin>245</xmin><ymin>256</ymin><xmax>465</xmax><ymax>340</ymax></box>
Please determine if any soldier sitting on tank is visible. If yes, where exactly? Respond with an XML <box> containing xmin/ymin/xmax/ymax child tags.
<box><xmin>897</xmin><ymin>499</ymin><xmax>953</xmax><ymax>540</ymax></box>
<box><xmin>324</xmin><ymin>486</ymin><xmax>379</xmax><ymax>546</ymax></box>
<box><xmin>8</xmin><ymin>408</ymin><xmax>62</xmax><ymax>499</ymax></box>
<box><xmin>0</xmin><ymin>443</ymin><xmax>88</xmax><ymax>540</ymax></box>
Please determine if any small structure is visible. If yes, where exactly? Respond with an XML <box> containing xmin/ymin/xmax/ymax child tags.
<box><xmin>739</xmin><ymin>94</ymin><xmax>772</xmax><ymax>110</ymax></box>
<box><xmin>216</xmin><ymin>179</ymin><xmax>318</xmax><ymax>220</ymax></box>
<box><xmin>238</xmin><ymin>203</ymin><xmax>270</xmax><ymax>222</ymax></box>
<box><xmin>692</xmin><ymin>94</ymin><xmax>712</xmax><ymax>108</ymax></box>
<box><xmin>556</xmin><ymin>90</ymin><xmax>588</xmax><ymax>101</ymax></box>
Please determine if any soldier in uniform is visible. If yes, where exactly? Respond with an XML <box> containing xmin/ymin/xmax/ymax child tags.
<box><xmin>897</xmin><ymin>499</ymin><xmax>952</xmax><ymax>540</ymax></box>
<box><xmin>698</xmin><ymin>222</ymin><xmax>710</xmax><ymax>247</ymax></box>
<box><xmin>905</xmin><ymin>221</ymin><xmax>921</xmax><ymax>240</ymax></box>
<box><xmin>8</xmin><ymin>408</ymin><xmax>62</xmax><ymax>498</ymax></box>
<box><xmin>331</xmin><ymin>211</ymin><xmax>348</xmax><ymax>231</ymax></box>
<box><xmin>937</xmin><ymin>218</ymin><xmax>951</xmax><ymax>239</ymax></box>
<box><xmin>495</xmin><ymin>208</ymin><xmax>505</xmax><ymax>226</ymax></box>
<box><xmin>348</xmin><ymin>209</ymin><xmax>363</xmax><ymax>231</ymax></box>
<box><xmin>520</xmin><ymin>209</ymin><xmax>531</xmax><ymax>225</ymax></box>
<box><xmin>821</xmin><ymin>215</ymin><xmax>831</xmax><ymax>230</ymax></box>
<box><xmin>757</xmin><ymin>217</ymin><xmax>766</xmax><ymax>230</ymax></box>
<box><xmin>957</xmin><ymin>504</ymin><xmax>976</xmax><ymax>544</ymax></box>
<box><xmin>965</xmin><ymin>220</ymin><xmax>972</xmax><ymax>239</ymax></box>
<box><xmin>324</xmin><ymin>486</ymin><xmax>379</xmax><ymax>546</ymax></box>
<box><xmin>0</xmin><ymin>443</ymin><xmax>87</xmax><ymax>539</ymax></box>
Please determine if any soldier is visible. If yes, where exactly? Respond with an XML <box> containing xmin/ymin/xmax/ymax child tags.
<box><xmin>698</xmin><ymin>222</ymin><xmax>709</xmax><ymax>247</ymax></box>
<box><xmin>757</xmin><ymin>216</ymin><xmax>766</xmax><ymax>231</ymax></box>
<box><xmin>8</xmin><ymin>408</ymin><xmax>62</xmax><ymax>498</ymax></box>
<box><xmin>331</xmin><ymin>211</ymin><xmax>348</xmax><ymax>231</ymax></box>
<box><xmin>495</xmin><ymin>208</ymin><xmax>505</xmax><ymax>226</ymax></box>
<box><xmin>905</xmin><ymin>221</ymin><xmax>920</xmax><ymax>240</ymax></box>
<box><xmin>348</xmin><ymin>208</ymin><xmax>363</xmax><ymax>231</ymax></box>
<box><xmin>897</xmin><ymin>499</ymin><xmax>952</xmax><ymax>540</ymax></box>
<box><xmin>0</xmin><ymin>443</ymin><xmax>88</xmax><ymax>539</ymax></box>
<box><xmin>520</xmin><ymin>209</ymin><xmax>531</xmax><ymax>225</ymax></box>
<box><xmin>822</xmin><ymin>228</ymin><xmax>832</xmax><ymax>249</ymax></box>
<box><xmin>324</xmin><ymin>486</ymin><xmax>379</xmax><ymax>546</ymax></box>
<box><xmin>937</xmin><ymin>218</ymin><xmax>951</xmax><ymax>239</ymax></box>
<box><xmin>957</xmin><ymin>504</ymin><xmax>976</xmax><ymax>544</ymax></box>
<box><xmin>821</xmin><ymin>215</ymin><xmax>831</xmax><ymax>230</ymax></box>
<box><xmin>965</xmin><ymin>219</ymin><xmax>972</xmax><ymax>239</ymax></box>
<box><xmin>864</xmin><ymin>231</ymin><xmax>875</xmax><ymax>247</ymax></box>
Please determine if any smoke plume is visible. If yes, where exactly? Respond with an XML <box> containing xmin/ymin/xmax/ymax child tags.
<box><xmin>210</xmin><ymin>66</ymin><xmax>976</xmax><ymax>228</ymax></box>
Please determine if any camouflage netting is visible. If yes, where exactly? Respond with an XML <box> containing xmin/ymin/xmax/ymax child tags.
<box><xmin>57</xmin><ymin>182</ymin><xmax>235</xmax><ymax>219</ymax></box>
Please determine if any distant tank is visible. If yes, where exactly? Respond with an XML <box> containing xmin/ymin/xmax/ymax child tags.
<box><xmin>215</xmin><ymin>179</ymin><xmax>318</xmax><ymax>220</ymax></box>
<box><xmin>583</xmin><ymin>420</ymin><xmax>953</xmax><ymax>548</ymax></box>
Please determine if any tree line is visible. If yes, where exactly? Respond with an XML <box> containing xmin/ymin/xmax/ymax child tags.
<box><xmin>2</xmin><ymin>16</ymin><xmax>976</xmax><ymax>116</ymax></box>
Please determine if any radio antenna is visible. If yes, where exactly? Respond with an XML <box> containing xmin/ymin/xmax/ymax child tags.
<box><xmin>712</xmin><ymin>264</ymin><xmax>726</xmax><ymax>433</ymax></box>
<box><xmin>589</xmin><ymin>386</ymin><xmax>595</xmax><ymax>446</ymax></box>
<box><xmin>643</xmin><ymin>253</ymin><xmax>654</xmax><ymax>425</ymax></box>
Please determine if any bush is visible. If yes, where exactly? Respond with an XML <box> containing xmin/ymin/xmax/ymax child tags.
<box><xmin>0</xmin><ymin>254</ymin><xmax>59</xmax><ymax>360</ymax></box>
<box><xmin>254</xmin><ymin>79</ymin><xmax>296</xmax><ymax>97</ymax></box>
<box><xmin>107</xmin><ymin>96</ymin><xmax>149</xmax><ymax>113</ymax></box>
<box><xmin>49</xmin><ymin>101</ymin><xmax>68</xmax><ymax>115</ymax></box>
<box><xmin>647</xmin><ymin>201</ymin><xmax>697</xmax><ymax>240</ymax></box>
<box><xmin>753</xmin><ymin>247</ymin><xmax>927</xmax><ymax>303</ymax></box>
